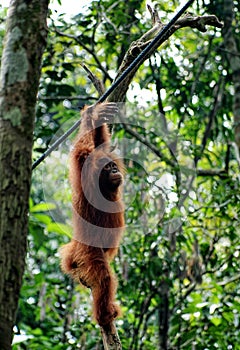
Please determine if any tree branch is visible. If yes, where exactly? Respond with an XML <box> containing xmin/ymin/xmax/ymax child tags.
<box><xmin>195</xmin><ymin>78</ymin><xmax>225</xmax><ymax>165</ymax></box>
<box><xmin>108</xmin><ymin>11</ymin><xmax>223</xmax><ymax>102</ymax></box>
<box><xmin>38</xmin><ymin>94</ymin><xmax>97</xmax><ymax>101</ymax></box>
<box><xmin>80</xmin><ymin>63</ymin><xmax>105</xmax><ymax>96</ymax></box>
<box><xmin>196</xmin><ymin>169</ymin><xmax>228</xmax><ymax>177</ymax></box>
<box><xmin>118</xmin><ymin>111</ymin><xmax>175</xmax><ymax>168</ymax></box>
<box><xmin>53</xmin><ymin>27</ymin><xmax>113</xmax><ymax>82</ymax></box>
<box><xmin>175</xmin><ymin>13</ymin><xmax>223</xmax><ymax>32</ymax></box>
<box><xmin>101</xmin><ymin>323</ymin><xmax>122</xmax><ymax>350</ymax></box>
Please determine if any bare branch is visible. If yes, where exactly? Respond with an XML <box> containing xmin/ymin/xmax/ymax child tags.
<box><xmin>80</xmin><ymin>63</ymin><xmax>105</xmax><ymax>96</ymax></box>
<box><xmin>52</xmin><ymin>9</ymin><xmax>223</xmax><ymax>104</ymax></box>
<box><xmin>38</xmin><ymin>95</ymin><xmax>97</xmax><ymax>101</ymax></box>
<box><xmin>196</xmin><ymin>169</ymin><xmax>228</xmax><ymax>177</ymax></box>
<box><xmin>108</xmin><ymin>11</ymin><xmax>223</xmax><ymax>102</ymax></box>
<box><xmin>175</xmin><ymin>13</ymin><xmax>223</xmax><ymax>32</ymax></box>
<box><xmin>147</xmin><ymin>4</ymin><xmax>162</xmax><ymax>26</ymax></box>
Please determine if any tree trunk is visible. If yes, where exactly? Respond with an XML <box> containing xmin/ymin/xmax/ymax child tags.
<box><xmin>222</xmin><ymin>0</ymin><xmax>240</xmax><ymax>151</ymax></box>
<box><xmin>0</xmin><ymin>1</ymin><xmax>49</xmax><ymax>349</ymax></box>
<box><xmin>158</xmin><ymin>279</ymin><xmax>169</xmax><ymax>350</ymax></box>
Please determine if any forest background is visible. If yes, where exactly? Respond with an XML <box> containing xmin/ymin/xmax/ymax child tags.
<box><xmin>0</xmin><ymin>0</ymin><xmax>239</xmax><ymax>349</ymax></box>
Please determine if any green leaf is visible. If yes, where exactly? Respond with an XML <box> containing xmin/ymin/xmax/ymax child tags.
<box><xmin>31</xmin><ymin>202</ymin><xmax>57</xmax><ymax>212</ymax></box>
<box><xmin>47</xmin><ymin>222</ymin><xmax>72</xmax><ymax>237</ymax></box>
<box><xmin>210</xmin><ymin>317</ymin><xmax>222</xmax><ymax>326</ymax></box>
<box><xmin>33</xmin><ymin>213</ymin><xmax>52</xmax><ymax>225</ymax></box>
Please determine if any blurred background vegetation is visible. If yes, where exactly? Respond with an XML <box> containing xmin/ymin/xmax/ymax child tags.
<box><xmin>1</xmin><ymin>0</ymin><xmax>239</xmax><ymax>349</ymax></box>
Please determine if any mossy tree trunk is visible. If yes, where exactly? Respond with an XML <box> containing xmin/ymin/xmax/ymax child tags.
<box><xmin>0</xmin><ymin>1</ymin><xmax>49</xmax><ymax>348</ymax></box>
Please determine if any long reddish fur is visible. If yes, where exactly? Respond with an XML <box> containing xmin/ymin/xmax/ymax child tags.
<box><xmin>60</xmin><ymin>103</ymin><xmax>124</xmax><ymax>327</ymax></box>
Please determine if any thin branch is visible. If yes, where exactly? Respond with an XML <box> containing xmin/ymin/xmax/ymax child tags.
<box><xmin>195</xmin><ymin>78</ymin><xmax>224</xmax><ymax>164</ymax></box>
<box><xmin>80</xmin><ymin>63</ymin><xmax>105</xmax><ymax>96</ymax></box>
<box><xmin>90</xmin><ymin>7</ymin><xmax>100</xmax><ymax>51</ymax></box>
<box><xmin>189</xmin><ymin>37</ymin><xmax>213</xmax><ymax>105</ymax></box>
<box><xmin>53</xmin><ymin>27</ymin><xmax>113</xmax><ymax>82</ymax></box>
<box><xmin>218</xmin><ymin>273</ymin><xmax>240</xmax><ymax>286</ymax></box>
<box><xmin>204</xmin><ymin>254</ymin><xmax>234</xmax><ymax>276</ymax></box>
<box><xmin>196</xmin><ymin>168</ymin><xmax>227</xmax><ymax>176</ymax></box>
<box><xmin>149</xmin><ymin>56</ymin><xmax>168</xmax><ymax>132</ymax></box>
<box><xmin>172</xmin><ymin>283</ymin><xmax>196</xmax><ymax>313</ymax></box>
<box><xmin>218</xmin><ymin>47</ymin><xmax>240</xmax><ymax>58</ymax></box>
<box><xmin>38</xmin><ymin>94</ymin><xmax>97</xmax><ymax>101</ymax></box>
<box><xmin>178</xmin><ymin>79</ymin><xmax>225</xmax><ymax>207</ymax></box>
<box><xmin>119</xmin><ymin>115</ymin><xmax>175</xmax><ymax>168</ymax></box>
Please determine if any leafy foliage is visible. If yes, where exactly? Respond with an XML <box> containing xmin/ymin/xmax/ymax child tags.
<box><xmin>4</xmin><ymin>0</ymin><xmax>239</xmax><ymax>349</ymax></box>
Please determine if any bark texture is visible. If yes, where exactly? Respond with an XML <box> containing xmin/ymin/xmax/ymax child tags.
<box><xmin>222</xmin><ymin>0</ymin><xmax>240</xmax><ymax>150</ymax></box>
<box><xmin>0</xmin><ymin>1</ymin><xmax>49</xmax><ymax>348</ymax></box>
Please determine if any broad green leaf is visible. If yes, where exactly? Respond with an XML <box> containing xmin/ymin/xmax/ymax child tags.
<box><xmin>47</xmin><ymin>222</ymin><xmax>72</xmax><ymax>237</ymax></box>
<box><xmin>31</xmin><ymin>202</ymin><xmax>57</xmax><ymax>212</ymax></box>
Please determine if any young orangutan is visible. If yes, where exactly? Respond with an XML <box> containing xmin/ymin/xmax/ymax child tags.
<box><xmin>60</xmin><ymin>103</ymin><xmax>125</xmax><ymax>327</ymax></box>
